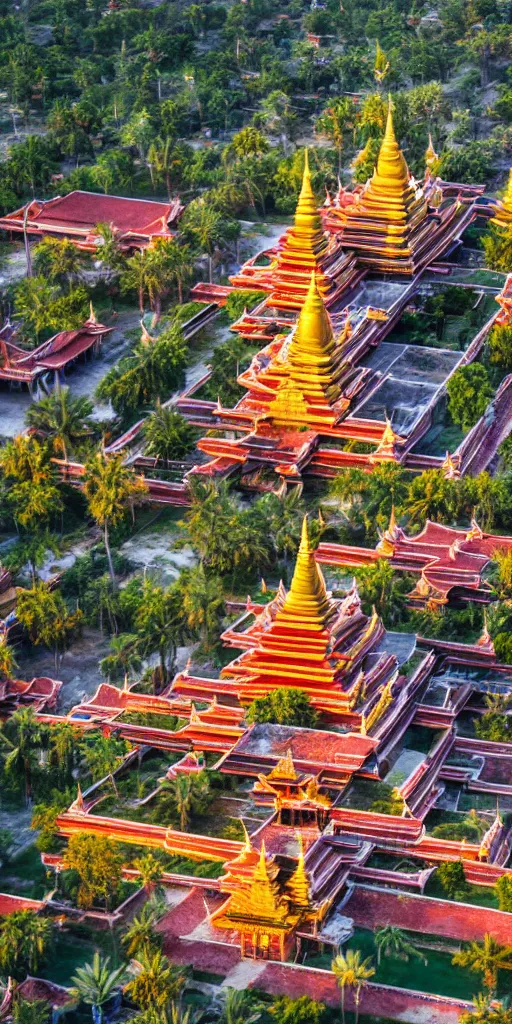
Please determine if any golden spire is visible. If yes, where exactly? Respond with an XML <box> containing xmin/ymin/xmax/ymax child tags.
<box><xmin>288</xmin><ymin>271</ymin><xmax>336</xmax><ymax>365</ymax></box>
<box><xmin>268</xmin><ymin>747</ymin><xmax>298</xmax><ymax>781</ymax></box>
<box><xmin>287</xmin><ymin>832</ymin><xmax>311</xmax><ymax>910</ymax></box>
<box><xmin>425</xmin><ymin>133</ymin><xmax>438</xmax><ymax>169</ymax></box>
<box><xmin>277</xmin><ymin>516</ymin><xmax>331</xmax><ymax>628</ymax></box>
<box><xmin>370</xmin><ymin>97</ymin><xmax>409</xmax><ymax>194</ymax></box>
<box><xmin>294</xmin><ymin>150</ymin><xmax>321</xmax><ymax>233</ymax></box>
<box><xmin>492</xmin><ymin>168</ymin><xmax>512</xmax><ymax>230</ymax></box>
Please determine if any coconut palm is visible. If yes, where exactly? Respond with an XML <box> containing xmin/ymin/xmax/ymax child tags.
<box><xmin>26</xmin><ymin>387</ymin><xmax>95</xmax><ymax>461</ymax></box>
<box><xmin>121</xmin><ymin>900</ymin><xmax>162</xmax><ymax>958</ymax></box>
<box><xmin>126</xmin><ymin>950</ymin><xmax>186</xmax><ymax>1013</ymax></box>
<box><xmin>374</xmin><ymin>925</ymin><xmax>425</xmax><ymax>966</ymax></box>
<box><xmin>332</xmin><ymin>949</ymin><xmax>375</xmax><ymax>1024</ymax></box>
<box><xmin>143</xmin><ymin>403</ymin><xmax>196</xmax><ymax>464</ymax></box>
<box><xmin>72</xmin><ymin>952</ymin><xmax>126</xmax><ymax>1024</ymax></box>
<box><xmin>453</xmin><ymin>934</ymin><xmax>512</xmax><ymax>992</ymax></box>
<box><xmin>179</xmin><ymin>564</ymin><xmax>225</xmax><ymax>649</ymax></box>
<box><xmin>83</xmin><ymin>451</ymin><xmax>147</xmax><ymax>581</ymax></box>
<box><xmin>152</xmin><ymin>237</ymin><xmax>192</xmax><ymax>304</ymax></box>
<box><xmin>93</xmin><ymin>222</ymin><xmax>125</xmax><ymax>277</ymax></box>
<box><xmin>1</xmin><ymin>707</ymin><xmax>47</xmax><ymax>804</ymax></box>
<box><xmin>135</xmin><ymin>580</ymin><xmax>187</xmax><ymax>687</ymax></box>
<box><xmin>12</xmin><ymin>998</ymin><xmax>50</xmax><ymax>1024</ymax></box>
<box><xmin>132</xmin><ymin>854</ymin><xmax>164</xmax><ymax>895</ymax></box>
<box><xmin>211</xmin><ymin>986</ymin><xmax>262</xmax><ymax>1024</ymax></box>
<box><xmin>0</xmin><ymin>910</ymin><xmax>53</xmax><ymax>977</ymax></box>
<box><xmin>163</xmin><ymin>770</ymin><xmax>210</xmax><ymax>832</ymax></box>
<box><xmin>100</xmin><ymin>633</ymin><xmax>142</xmax><ymax>687</ymax></box>
<box><xmin>32</xmin><ymin>236</ymin><xmax>83</xmax><ymax>292</ymax></box>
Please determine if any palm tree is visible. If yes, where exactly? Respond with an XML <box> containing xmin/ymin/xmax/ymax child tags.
<box><xmin>12</xmin><ymin>277</ymin><xmax>59</xmax><ymax>343</ymax></box>
<box><xmin>133</xmin><ymin>854</ymin><xmax>164</xmax><ymax>895</ymax></box>
<box><xmin>332</xmin><ymin>949</ymin><xmax>375</xmax><ymax>1024</ymax></box>
<box><xmin>121</xmin><ymin>249</ymin><xmax>152</xmax><ymax>315</ymax></box>
<box><xmin>0</xmin><ymin>910</ymin><xmax>53</xmax><ymax>977</ymax></box>
<box><xmin>32</xmin><ymin>236</ymin><xmax>83</xmax><ymax>292</ymax></box>
<box><xmin>83</xmin><ymin>451</ymin><xmax>148</xmax><ymax>580</ymax></box>
<box><xmin>211</xmin><ymin>987</ymin><xmax>262</xmax><ymax>1024</ymax></box>
<box><xmin>143</xmin><ymin>403</ymin><xmax>196</xmax><ymax>464</ymax></box>
<box><xmin>12</xmin><ymin>999</ymin><xmax>50</xmax><ymax>1024</ymax></box>
<box><xmin>72</xmin><ymin>952</ymin><xmax>126</xmax><ymax>1024</ymax></box>
<box><xmin>152</xmin><ymin>237</ymin><xmax>192</xmax><ymax>305</ymax></box>
<box><xmin>453</xmin><ymin>934</ymin><xmax>512</xmax><ymax>993</ymax></box>
<box><xmin>146</xmin><ymin>137</ymin><xmax>181</xmax><ymax>199</ymax></box>
<box><xmin>121</xmin><ymin>900</ymin><xmax>162</xmax><ymax>958</ymax></box>
<box><xmin>135</xmin><ymin>580</ymin><xmax>187</xmax><ymax>688</ymax></box>
<box><xmin>163</xmin><ymin>771</ymin><xmax>210</xmax><ymax>831</ymax></box>
<box><xmin>179</xmin><ymin>564</ymin><xmax>225</xmax><ymax>650</ymax></box>
<box><xmin>93</xmin><ymin>223</ymin><xmax>126</xmax><ymax>278</ymax></box>
<box><xmin>181</xmin><ymin>198</ymin><xmax>227</xmax><ymax>283</ymax></box>
<box><xmin>100</xmin><ymin>633</ymin><xmax>142</xmax><ymax>687</ymax></box>
<box><xmin>1</xmin><ymin>707</ymin><xmax>46</xmax><ymax>804</ymax></box>
<box><xmin>26</xmin><ymin>387</ymin><xmax>95</xmax><ymax>461</ymax></box>
<box><xmin>126</xmin><ymin>950</ymin><xmax>186</xmax><ymax>1013</ymax></box>
<box><xmin>374</xmin><ymin>925</ymin><xmax>425</xmax><ymax>966</ymax></box>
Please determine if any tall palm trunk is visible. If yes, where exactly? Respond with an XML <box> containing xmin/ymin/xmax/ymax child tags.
<box><xmin>104</xmin><ymin>521</ymin><xmax>115</xmax><ymax>581</ymax></box>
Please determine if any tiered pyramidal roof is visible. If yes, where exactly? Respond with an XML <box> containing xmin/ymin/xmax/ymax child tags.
<box><xmin>238</xmin><ymin>272</ymin><xmax>353</xmax><ymax>429</ymax></box>
<box><xmin>220</xmin><ymin>517</ymin><xmax>399</xmax><ymax>724</ymax></box>
<box><xmin>327</xmin><ymin>101</ymin><xmax>430</xmax><ymax>273</ymax></box>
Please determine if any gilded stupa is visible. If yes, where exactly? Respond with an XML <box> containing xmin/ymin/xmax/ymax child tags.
<box><xmin>492</xmin><ymin>168</ymin><xmax>512</xmax><ymax>232</ymax></box>
<box><xmin>324</xmin><ymin>99</ymin><xmax>431</xmax><ymax>274</ymax></box>
<box><xmin>229</xmin><ymin>152</ymin><xmax>361</xmax><ymax>319</ymax></box>
<box><xmin>219</xmin><ymin>517</ymin><xmax>398</xmax><ymax>724</ymax></box>
<box><xmin>234</xmin><ymin>272</ymin><xmax>354</xmax><ymax>430</ymax></box>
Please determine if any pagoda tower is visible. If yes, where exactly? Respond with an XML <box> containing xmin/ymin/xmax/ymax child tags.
<box><xmin>220</xmin><ymin>517</ymin><xmax>398</xmax><ymax>723</ymax></box>
<box><xmin>212</xmin><ymin>842</ymin><xmax>300</xmax><ymax>960</ymax></box>
<box><xmin>269</xmin><ymin>151</ymin><xmax>330</xmax><ymax>306</ymax></box>
<box><xmin>325</xmin><ymin>100</ymin><xmax>430</xmax><ymax>274</ymax></box>
<box><xmin>492</xmin><ymin>168</ymin><xmax>512</xmax><ymax>232</ymax></box>
<box><xmin>234</xmin><ymin>272</ymin><xmax>355</xmax><ymax>429</ymax></box>
<box><xmin>228</xmin><ymin>152</ymin><xmax>362</xmax><ymax>322</ymax></box>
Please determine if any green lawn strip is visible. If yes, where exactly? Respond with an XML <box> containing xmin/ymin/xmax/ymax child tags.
<box><xmin>304</xmin><ymin>926</ymin><xmax>512</xmax><ymax>1000</ymax></box>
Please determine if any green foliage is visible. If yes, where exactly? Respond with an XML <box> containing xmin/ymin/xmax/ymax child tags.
<box><xmin>446</xmin><ymin>364</ymin><xmax>494</xmax><ymax>432</ymax></box>
<box><xmin>223</xmin><ymin>290</ymin><xmax>267</xmax><ymax>323</ymax></box>
<box><xmin>12</xmin><ymin>999</ymin><xmax>50</xmax><ymax>1024</ymax></box>
<box><xmin>269</xmin><ymin>996</ymin><xmax>328</xmax><ymax>1024</ymax></box>
<box><xmin>344</xmin><ymin>560</ymin><xmax>410</xmax><ymax>626</ymax></box>
<box><xmin>63</xmin><ymin>833</ymin><xmax>123</xmax><ymax>910</ymax></box>
<box><xmin>96</xmin><ymin>325</ymin><xmax>187</xmax><ymax>419</ymax></box>
<box><xmin>0</xmin><ymin>911</ymin><xmax>54</xmax><ymax>979</ymax></box>
<box><xmin>246</xmin><ymin>687</ymin><xmax>319</xmax><ymax>728</ymax></box>
<box><xmin>474</xmin><ymin>693</ymin><xmax>512</xmax><ymax>742</ymax></box>
<box><xmin>368</xmin><ymin>784</ymin><xmax>405</xmax><ymax>816</ymax></box>
<box><xmin>438</xmin><ymin>860</ymin><xmax>470</xmax><ymax>901</ymax></box>
<box><xmin>143</xmin><ymin>403</ymin><xmax>197</xmax><ymax>463</ymax></box>
<box><xmin>201</xmin><ymin>336</ymin><xmax>251</xmax><ymax>406</ymax></box>
<box><xmin>489</xmin><ymin>323</ymin><xmax>512</xmax><ymax>370</ymax></box>
<box><xmin>495</xmin><ymin>875</ymin><xmax>512</xmax><ymax>913</ymax></box>
<box><xmin>16</xmin><ymin>582</ymin><xmax>83</xmax><ymax>671</ymax></box>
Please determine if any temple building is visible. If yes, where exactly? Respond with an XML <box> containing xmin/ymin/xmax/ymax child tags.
<box><xmin>0</xmin><ymin>307</ymin><xmax>112</xmax><ymax>392</ymax></box>
<box><xmin>173</xmin><ymin>517</ymin><xmax>406</xmax><ymax>730</ymax></box>
<box><xmin>322</xmin><ymin>102</ymin><xmax>430</xmax><ymax>274</ymax></box>
<box><xmin>252</xmin><ymin>748</ymin><xmax>332</xmax><ymax>828</ymax></box>
<box><xmin>0</xmin><ymin>192</ymin><xmax>183</xmax><ymax>251</ymax></box>
<box><xmin>316</xmin><ymin>513</ymin><xmax>512</xmax><ymax>610</ymax></box>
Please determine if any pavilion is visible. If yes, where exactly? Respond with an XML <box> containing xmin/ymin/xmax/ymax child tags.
<box><xmin>0</xmin><ymin>307</ymin><xmax>112</xmax><ymax>392</ymax></box>
<box><xmin>0</xmin><ymin>191</ymin><xmax>183</xmax><ymax>251</ymax></box>
<box><xmin>316</xmin><ymin>513</ymin><xmax>512</xmax><ymax>610</ymax></box>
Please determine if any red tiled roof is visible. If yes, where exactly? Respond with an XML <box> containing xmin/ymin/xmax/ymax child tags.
<box><xmin>0</xmin><ymin>893</ymin><xmax>44</xmax><ymax>915</ymax></box>
<box><xmin>0</xmin><ymin>192</ymin><xmax>183</xmax><ymax>241</ymax></box>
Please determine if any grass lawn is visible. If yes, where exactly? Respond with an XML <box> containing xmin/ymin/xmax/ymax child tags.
<box><xmin>0</xmin><ymin>844</ymin><xmax>48</xmax><ymax>900</ymax></box>
<box><xmin>304</xmin><ymin>927</ymin><xmax>512</xmax><ymax>1001</ymax></box>
<box><xmin>425</xmin><ymin>873</ymin><xmax>499</xmax><ymax>909</ymax></box>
